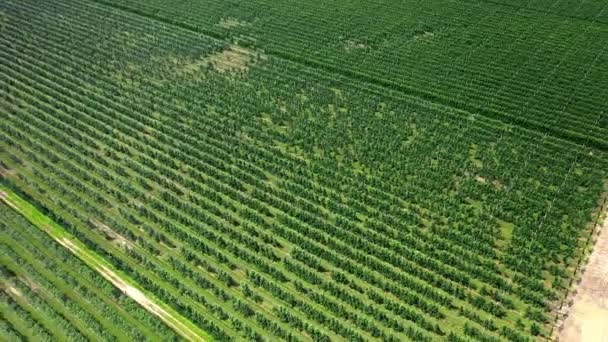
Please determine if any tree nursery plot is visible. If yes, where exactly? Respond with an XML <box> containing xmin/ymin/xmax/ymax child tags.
<box><xmin>0</xmin><ymin>202</ymin><xmax>182</xmax><ymax>341</ymax></box>
<box><xmin>0</xmin><ymin>0</ymin><xmax>607</xmax><ymax>341</ymax></box>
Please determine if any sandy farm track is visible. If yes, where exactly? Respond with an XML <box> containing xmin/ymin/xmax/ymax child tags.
<box><xmin>559</xmin><ymin>212</ymin><xmax>608</xmax><ymax>342</ymax></box>
<box><xmin>0</xmin><ymin>189</ymin><xmax>209</xmax><ymax>342</ymax></box>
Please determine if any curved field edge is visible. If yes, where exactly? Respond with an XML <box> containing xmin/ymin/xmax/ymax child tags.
<box><xmin>0</xmin><ymin>187</ymin><xmax>212</xmax><ymax>342</ymax></box>
<box><xmin>556</xmin><ymin>194</ymin><xmax>608</xmax><ymax>341</ymax></box>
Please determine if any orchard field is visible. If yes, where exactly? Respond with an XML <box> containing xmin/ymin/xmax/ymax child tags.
<box><xmin>1</xmin><ymin>0</ymin><xmax>607</xmax><ymax>341</ymax></box>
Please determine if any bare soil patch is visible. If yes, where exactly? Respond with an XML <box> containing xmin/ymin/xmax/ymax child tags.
<box><xmin>89</xmin><ymin>219</ymin><xmax>134</xmax><ymax>250</ymax></box>
<box><xmin>218</xmin><ymin>18</ymin><xmax>249</xmax><ymax>29</ymax></box>
<box><xmin>414</xmin><ymin>31</ymin><xmax>434</xmax><ymax>40</ymax></box>
<box><xmin>558</xmin><ymin>212</ymin><xmax>608</xmax><ymax>341</ymax></box>
<box><xmin>177</xmin><ymin>45</ymin><xmax>262</xmax><ymax>76</ymax></box>
<box><xmin>344</xmin><ymin>39</ymin><xmax>368</xmax><ymax>51</ymax></box>
<box><xmin>0</xmin><ymin>162</ymin><xmax>16</xmax><ymax>178</ymax></box>
<box><xmin>474</xmin><ymin>175</ymin><xmax>487</xmax><ymax>184</ymax></box>
<box><xmin>59</xmin><ymin>237</ymin><xmax>82</xmax><ymax>254</ymax></box>
<box><xmin>205</xmin><ymin>45</ymin><xmax>258</xmax><ymax>74</ymax></box>
<box><xmin>3</xmin><ymin>284</ymin><xmax>23</xmax><ymax>298</ymax></box>
<box><xmin>21</xmin><ymin>276</ymin><xmax>40</xmax><ymax>293</ymax></box>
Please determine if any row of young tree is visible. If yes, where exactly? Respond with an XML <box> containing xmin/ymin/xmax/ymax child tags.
<box><xmin>4</xmin><ymin>0</ymin><xmax>606</xmax><ymax>340</ymax></box>
<box><xmin>96</xmin><ymin>0</ymin><xmax>608</xmax><ymax>151</ymax></box>
<box><xmin>0</xmin><ymin>208</ymin><xmax>181</xmax><ymax>341</ymax></box>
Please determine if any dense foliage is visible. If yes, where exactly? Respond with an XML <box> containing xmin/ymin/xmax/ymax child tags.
<box><xmin>1</xmin><ymin>0</ymin><xmax>607</xmax><ymax>340</ymax></box>
<box><xmin>101</xmin><ymin>0</ymin><xmax>608</xmax><ymax>150</ymax></box>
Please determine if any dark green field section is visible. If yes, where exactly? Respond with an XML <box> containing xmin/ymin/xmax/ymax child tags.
<box><xmin>0</xmin><ymin>204</ymin><xmax>182</xmax><ymax>341</ymax></box>
<box><xmin>97</xmin><ymin>0</ymin><xmax>608</xmax><ymax>150</ymax></box>
<box><xmin>0</xmin><ymin>0</ymin><xmax>607</xmax><ymax>341</ymax></box>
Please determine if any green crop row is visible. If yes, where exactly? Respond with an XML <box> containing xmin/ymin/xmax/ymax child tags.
<box><xmin>1</xmin><ymin>0</ymin><xmax>606</xmax><ymax>341</ymax></box>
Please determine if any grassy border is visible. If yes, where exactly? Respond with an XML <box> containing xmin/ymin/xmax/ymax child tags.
<box><xmin>1</xmin><ymin>187</ymin><xmax>212</xmax><ymax>342</ymax></box>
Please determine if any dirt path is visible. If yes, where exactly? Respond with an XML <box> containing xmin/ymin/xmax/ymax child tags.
<box><xmin>95</xmin><ymin>263</ymin><xmax>203</xmax><ymax>341</ymax></box>
<box><xmin>558</xmin><ymin>212</ymin><xmax>608</xmax><ymax>342</ymax></box>
<box><xmin>54</xmin><ymin>231</ymin><xmax>208</xmax><ymax>341</ymax></box>
<box><xmin>1</xmin><ymin>189</ymin><xmax>210</xmax><ymax>341</ymax></box>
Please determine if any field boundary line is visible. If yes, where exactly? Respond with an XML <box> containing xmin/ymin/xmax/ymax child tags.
<box><xmin>0</xmin><ymin>187</ymin><xmax>211</xmax><ymax>342</ymax></box>
<box><xmin>550</xmin><ymin>186</ymin><xmax>608</xmax><ymax>340</ymax></box>
<box><xmin>85</xmin><ymin>0</ymin><xmax>608</xmax><ymax>153</ymax></box>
